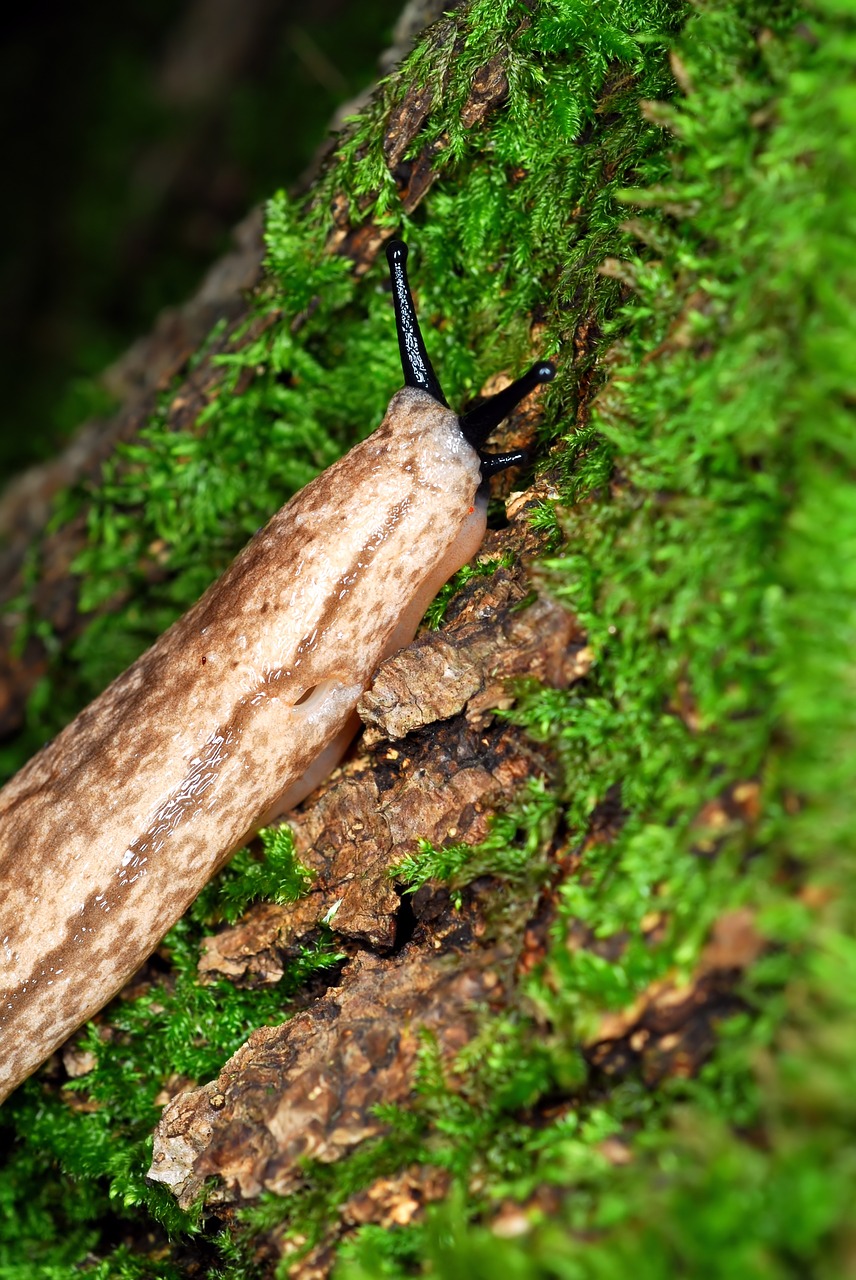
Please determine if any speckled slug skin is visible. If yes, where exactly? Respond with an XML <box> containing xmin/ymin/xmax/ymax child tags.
<box><xmin>0</xmin><ymin>390</ymin><xmax>485</xmax><ymax>1103</ymax></box>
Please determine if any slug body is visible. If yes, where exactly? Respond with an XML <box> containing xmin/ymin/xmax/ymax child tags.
<box><xmin>0</xmin><ymin>242</ymin><xmax>554</xmax><ymax>1102</ymax></box>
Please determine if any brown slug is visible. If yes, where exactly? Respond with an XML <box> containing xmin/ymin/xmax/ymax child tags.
<box><xmin>0</xmin><ymin>240</ymin><xmax>555</xmax><ymax>1102</ymax></box>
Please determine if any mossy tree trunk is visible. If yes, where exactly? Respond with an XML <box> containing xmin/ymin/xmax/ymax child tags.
<box><xmin>0</xmin><ymin>1</ymin><xmax>854</xmax><ymax>1277</ymax></box>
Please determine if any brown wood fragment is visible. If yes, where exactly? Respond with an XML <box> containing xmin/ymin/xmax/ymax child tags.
<box><xmin>383</xmin><ymin>82</ymin><xmax>435</xmax><ymax>169</ymax></box>
<box><xmin>326</xmin><ymin>218</ymin><xmax>391</xmax><ymax>274</ymax></box>
<box><xmin>61</xmin><ymin>1045</ymin><xmax>98</xmax><ymax>1079</ymax></box>
<box><xmin>699</xmin><ymin>907</ymin><xmax>764</xmax><ymax>972</ymax></box>
<box><xmin>359</xmin><ymin>593</ymin><xmax>582</xmax><ymax>744</ymax></box>
<box><xmin>587</xmin><ymin>908</ymin><xmax>765</xmax><ymax>1086</ymax></box>
<box><xmin>460</xmin><ymin>56</ymin><xmax>509</xmax><ymax>128</ymax></box>
<box><xmin>287</xmin><ymin>1165</ymin><xmax>452</xmax><ymax>1280</ymax></box>
<box><xmin>692</xmin><ymin>779</ymin><xmax>762</xmax><ymax>855</ymax></box>
<box><xmin>587</xmin><ymin>969</ymin><xmax>748</xmax><ymax>1085</ymax></box>
<box><xmin>150</xmin><ymin>894</ymin><xmax>516</xmax><ymax>1208</ymax></box>
<box><xmin>199</xmin><ymin>718</ymin><xmax>550</xmax><ymax>978</ymax></box>
<box><xmin>342</xmin><ymin>1163</ymin><xmax>451</xmax><ymax>1228</ymax></box>
<box><xmin>396</xmin><ymin>133</ymin><xmax>449</xmax><ymax>214</ymax></box>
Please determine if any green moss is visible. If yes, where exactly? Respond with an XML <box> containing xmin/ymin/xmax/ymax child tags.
<box><xmin>192</xmin><ymin>824</ymin><xmax>314</xmax><ymax>926</ymax></box>
<box><xmin>422</xmin><ymin>551</ymin><xmax>515</xmax><ymax>629</ymax></box>
<box><xmin>343</xmin><ymin>0</ymin><xmax>856</xmax><ymax>1275</ymax></box>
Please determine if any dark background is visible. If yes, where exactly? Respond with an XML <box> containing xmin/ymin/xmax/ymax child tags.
<box><xmin>0</xmin><ymin>0</ymin><xmax>402</xmax><ymax>484</ymax></box>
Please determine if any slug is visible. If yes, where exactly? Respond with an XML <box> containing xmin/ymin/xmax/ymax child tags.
<box><xmin>0</xmin><ymin>240</ymin><xmax>555</xmax><ymax>1103</ymax></box>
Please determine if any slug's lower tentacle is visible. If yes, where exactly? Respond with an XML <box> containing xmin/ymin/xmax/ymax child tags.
<box><xmin>478</xmin><ymin>449</ymin><xmax>530</xmax><ymax>479</ymax></box>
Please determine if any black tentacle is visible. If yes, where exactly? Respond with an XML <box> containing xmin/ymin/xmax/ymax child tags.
<box><xmin>459</xmin><ymin>361</ymin><xmax>556</xmax><ymax>450</ymax></box>
<box><xmin>385</xmin><ymin>240</ymin><xmax>448</xmax><ymax>406</ymax></box>
<box><xmin>478</xmin><ymin>449</ymin><xmax>530</xmax><ymax>479</ymax></box>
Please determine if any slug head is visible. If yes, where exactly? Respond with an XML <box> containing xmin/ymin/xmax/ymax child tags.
<box><xmin>385</xmin><ymin>239</ymin><xmax>556</xmax><ymax>478</ymax></box>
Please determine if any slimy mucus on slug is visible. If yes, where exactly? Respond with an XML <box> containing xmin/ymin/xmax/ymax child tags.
<box><xmin>0</xmin><ymin>240</ymin><xmax>555</xmax><ymax>1103</ymax></box>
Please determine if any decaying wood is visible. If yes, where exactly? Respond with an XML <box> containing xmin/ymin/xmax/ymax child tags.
<box><xmin>360</xmin><ymin>590</ymin><xmax>583</xmax><ymax>743</ymax></box>
<box><xmin>278</xmin><ymin>1164</ymin><xmax>452</xmax><ymax>1280</ymax></box>
<box><xmin>149</xmin><ymin>759</ymin><xmax>765</xmax><ymax>1232</ymax></box>
<box><xmin>150</xmin><ymin>893</ymin><xmax>517</xmax><ymax>1208</ymax></box>
<box><xmin>199</xmin><ymin>714</ymin><xmax>552</xmax><ymax>975</ymax></box>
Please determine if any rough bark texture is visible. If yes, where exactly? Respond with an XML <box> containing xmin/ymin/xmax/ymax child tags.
<box><xmin>151</xmin><ymin>899</ymin><xmax>518</xmax><ymax>1207</ymax></box>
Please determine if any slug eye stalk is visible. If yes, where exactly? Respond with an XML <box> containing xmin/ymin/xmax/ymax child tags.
<box><xmin>458</xmin><ymin>361</ymin><xmax>556</xmax><ymax>450</ymax></box>
<box><xmin>385</xmin><ymin>239</ymin><xmax>556</xmax><ymax>475</ymax></box>
<box><xmin>386</xmin><ymin>240</ymin><xmax>449</xmax><ymax>406</ymax></box>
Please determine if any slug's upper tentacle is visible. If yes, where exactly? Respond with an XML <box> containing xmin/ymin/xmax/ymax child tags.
<box><xmin>459</xmin><ymin>361</ymin><xmax>556</xmax><ymax>450</ymax></box>
<box><xmin>386</xmin><ymin>240</ymin><xmax>449</xmax><ymax>407</ymax></box>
